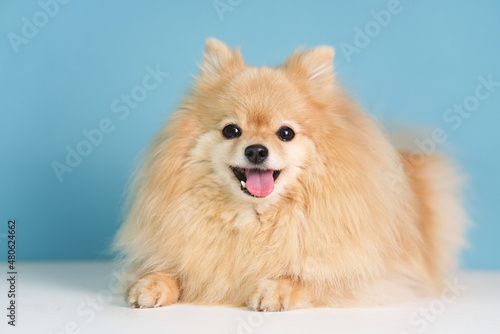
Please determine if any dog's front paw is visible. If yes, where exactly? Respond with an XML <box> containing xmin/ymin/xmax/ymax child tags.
<box><xmin>127</xmin><ymin>272</ymin><xmax>179</xmax><ymax>308</ymax></box>
<box><xmin>247</xmin><ymin>278</ymin><xmax>298</xmax><ymax>312</ymax></box>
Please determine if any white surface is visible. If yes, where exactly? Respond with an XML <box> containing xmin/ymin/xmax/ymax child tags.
<box><xmin>1</xmin><ymin>262</ymin><xmax>499</xmax><ymax>334</ymax></box>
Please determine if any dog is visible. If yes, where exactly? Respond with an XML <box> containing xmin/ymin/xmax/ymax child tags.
<box><xmin>113</xmin><ymin>38</ymin><xmax>467</xmax><ymax>311</ymax></box>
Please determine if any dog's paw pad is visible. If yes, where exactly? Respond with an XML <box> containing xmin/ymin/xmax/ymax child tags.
<box><xmin>247</xmin><ymin>278</ymin><xmax>293</xmax><ymax>312</ymax></box>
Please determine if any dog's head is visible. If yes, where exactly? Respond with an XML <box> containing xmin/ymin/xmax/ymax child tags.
<box><xmin>190</xmin><ymin>38</ymin><xmax>337</xmax><ymax>203</ymax></box>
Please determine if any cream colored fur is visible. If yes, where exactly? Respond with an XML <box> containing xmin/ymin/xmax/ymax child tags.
<box><xmin>113</xmin><ymin>38</ymin><xmax>467</xmax><ymax>311</ymax></box>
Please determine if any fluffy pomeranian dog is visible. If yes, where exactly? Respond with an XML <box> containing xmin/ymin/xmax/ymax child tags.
<box><xmin>113</xmin><ymin>38</ymin><xmax>467</xmax><ymax>311</ymax></box>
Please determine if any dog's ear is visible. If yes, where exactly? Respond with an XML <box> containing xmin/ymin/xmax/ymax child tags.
<box><xmin>199</xmin><ymin>38</ymin><xmax>244</xmax><ymax>83</ymax></box>
<box><xmin>282</xmin><ymin>46</ymin><xmax>335</xmax><ymax>93</ymax></box>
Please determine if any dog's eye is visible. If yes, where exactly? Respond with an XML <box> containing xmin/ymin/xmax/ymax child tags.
<box><xmin>222</xmin><ymin>124</ymin><xmax>242</xmax><ymax>139</ymax></box>
<box><xmin>277</xmin><ymin>126</ymin><xmax>295</xmax><ymax>142</ymax></box>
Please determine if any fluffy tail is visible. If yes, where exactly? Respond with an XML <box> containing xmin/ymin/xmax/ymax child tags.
<box><xmin>400</xmin><ymin>152</ymin><xmax>468</xmax><ymax>286</ymax></box>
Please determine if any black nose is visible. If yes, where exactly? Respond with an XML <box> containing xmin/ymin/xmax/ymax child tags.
<box><xmin>245</xmin><ymin>144</ymin><xmax>268</xmax><ymax>164</ymax></box>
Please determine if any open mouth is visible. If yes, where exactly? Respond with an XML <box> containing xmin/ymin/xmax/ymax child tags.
<box><xmin>230</xmin><ymin>166</ymin><xmax>281</xmax><ymax>198</ymax></box>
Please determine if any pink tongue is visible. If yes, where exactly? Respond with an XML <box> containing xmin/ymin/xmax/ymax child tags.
<box><xmin>245</xmin><ymin>169</ymin><xmax>274</xmax><ymax>197</ymax></box>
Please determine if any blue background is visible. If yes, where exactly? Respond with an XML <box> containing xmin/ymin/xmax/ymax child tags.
<box><xmin>1</xmin><ymin>0</ymin><xmax>499</xmax><ymax>268</ymax></box>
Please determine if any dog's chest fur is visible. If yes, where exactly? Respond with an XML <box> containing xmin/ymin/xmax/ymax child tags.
<box><xmin>168</xmin><ymin>196</ymin><xmax>326</xmax><ymax>304</ymax></box>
